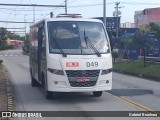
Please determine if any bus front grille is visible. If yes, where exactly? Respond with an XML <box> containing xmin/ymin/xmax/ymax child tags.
<box><xmin>66</xmin><ymin>70</ymin><xmax>100</xmax><ymax>87</ymax></box>
<box><xmin>66</xmin><ymin>70</ymin><xmax>100</xmax><ymax>77</ymax></box>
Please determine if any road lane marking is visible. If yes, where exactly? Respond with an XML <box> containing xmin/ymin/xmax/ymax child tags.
<box><xmin>106</xmin><ymin>92</ymin><xmax>160</xmax><ymax>119</ymax></box>
<box><xmin>106</xmin><ymin>92</ymin><xmax>149</xmax><ymax>111</ymax></box>
<box><xmin>0</xmin><ymin>54</ymin><xmax>24</xmax><ymax>57</ymax></box>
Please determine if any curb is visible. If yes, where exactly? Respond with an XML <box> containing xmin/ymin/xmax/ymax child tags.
<box><xmin>113</xmin><ymin>69</ymin><xmax>160</xmax><ymax>82</ymax></box>
<box><xmin>3</xmin><ymin>66</ymin><xmax>14</xmax><ymax>112</ymax></box>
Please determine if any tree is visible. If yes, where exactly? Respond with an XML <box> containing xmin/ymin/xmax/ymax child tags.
<box><xmin>0</xmin><ymin>27</ymin><xmax>7</xmax><ymax>40</ymax></box>
<box><xmin>121</xmin><ymin>38</ymin><xmax>134</xmax><ymax>49</ymax></box>
<box><xmin>0</xmin><ymin>39</ymin><xmax>5</xmax><ymax>50</ymax></box>
<box><xmin>140</xmin><ymin>22</ymin><xmax>160</xmax><ymax>40</ymax></box>
<box><xmin>22</xmin><ymin>34</ymin><xmax>29</xmax><ymax>53</ymax></box>
<box><xmin>133</xmin><ymin>27</ymin><xmax>156</xmax><ymax>67</ymax></box>
<box><xmin>0</xmin><ymin>27</ymin><xmax>7</xmax><ymax>50</ymax></box>
<box><xmin>148</xmin><ymin>22</ymin><xmax>160</xmax><ymax>40</ymax></box>
<box><xmin>0</xmin><ymin>27</ymin><xmax>27</xmax><ymax>50</ymax></box>
<box><xmin>133</xmin><ymin>29</ymin><xmax>144</xmax><ymax>50</ymax></box>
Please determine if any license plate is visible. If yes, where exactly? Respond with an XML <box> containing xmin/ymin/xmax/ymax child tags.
<box><xmin>76</xmin><ymin>78</ymin><xmax>90</xmax><ymax>82</ymax></box>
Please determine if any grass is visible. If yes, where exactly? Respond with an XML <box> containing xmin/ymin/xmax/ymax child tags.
<box><xmin>113</xmin><ymin>60</ymin><xmax>160</xmax><ymax>78</ymax></box>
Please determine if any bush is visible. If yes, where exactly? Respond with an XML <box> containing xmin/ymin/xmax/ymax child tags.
<box><xmin>0</xmin><ymin>45</ymin><xmax>14</xmax><ymax>50</ymax></box>
<box><xmin>112</xmin><ymin>51</ymin><xmax>118</xmax><ymax>58</ymax></box>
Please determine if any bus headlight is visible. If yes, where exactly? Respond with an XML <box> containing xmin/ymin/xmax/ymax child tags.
<box><xmin>101</xmin><ymin>68</ymin><xmax>112</xmax><ymax>75</ymax></box>
<box><xmin>48</xmin><ymin>68</ymin><xmax>64</xmax><ymax>75</ymax></box>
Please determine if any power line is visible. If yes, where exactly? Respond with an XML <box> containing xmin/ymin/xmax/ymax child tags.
<box><xmin>6</xmin><ymin>0</ymin><xmax>25</xmax><ymax>23</ymax></box>
<box><xmin>35</xmin><ymin>1</ymin><xmax>65</xmax><ymax>21</ymax></box>
<box><xmin>68</xmin><ymin>2</ymin><xmax>114</xmax><ymax>8</ymax></box>
<box><xmin>9</xmin><ymin>31</ymin><xmax>25</xmax><ymax>32</ymax></box>
<box><xmin>0</xmin><ymin>21</ymin><xmax>33</xmax><ymax>23</ymax></box>
<box><xmin>0</xmin><ymin>3</ymin><xmax>65</xmax><ymax>24</ymax></box>
<box><xmin>67</xmin><ymin>2</ymin><xmax>160</xmax><ymax>8</ymax></box>
<box><xmin>0</xmin><ymin>8</ymin><xmax>16</xmax><ymax>10</ymax></box>
<box><xmin>6</xmin><ymin>28</ymin><xmax>25</xmax><ymax>29</ymax></box>
<box><xmin>68</xmin><ymin>0</ymin><xmax>76</xmax><ymax>4</ymax></box>
<box><xmin>11</xmin><ymin>0</ymin><xmax>32</xmax><ymax>20</ymax></box>
<box><xmin>121</xmin><ymin>2</ymin><xmax>160</xmax><ymax>5</ymax></box>
<box><xmin>0</xmin><ymin>3</ymin><xmax>65</xmax><ymax>7</ymax></box>
<box><xmin>13</xmin><ymin>9</ymin><xmax>54</xmax><ymax>11</ymax></box>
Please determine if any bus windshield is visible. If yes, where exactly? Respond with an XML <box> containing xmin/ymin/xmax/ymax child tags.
<box><xmin>48</xmin><ymin>21</ymin><xmax>110</xmax><ymax>55</ymax></box>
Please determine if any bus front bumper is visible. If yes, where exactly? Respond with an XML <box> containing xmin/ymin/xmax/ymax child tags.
<box><xmin>47</xmin><ymin>72</ymin><xmax>112</xmax><ymax>92</ymax></box>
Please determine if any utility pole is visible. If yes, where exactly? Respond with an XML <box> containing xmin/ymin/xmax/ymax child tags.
<box><xmin>65</xmin><ymin>0</ymin><xmax>67</xmax><ymax>14</ymax></box>
<box><xmin>24</xmin><ymin>15</ymin><xmax>27</xmax><ymax>40</ymax></box>
<box><xmin>115</xmin><ymin>2</ymin><xmax>120</xmax><ymax>37</ymax></box>
<box><xmin>33</xmin><ymin>5</ymin><xmax>35</xmax><ymax>23</ymax></box>
<box><xmin>103</xmin><ymin>0</ymin><xmax>106</xmax><ymax>30</ymax></box>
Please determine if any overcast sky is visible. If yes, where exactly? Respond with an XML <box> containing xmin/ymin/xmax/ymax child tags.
<box><xmin>0</xmin><ymin>0</ymin><xmax>160</xmax><ymax>34</ymax></box>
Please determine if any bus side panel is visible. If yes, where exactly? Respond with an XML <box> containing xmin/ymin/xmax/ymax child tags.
<box><xmin>29</xmin><ymin>26</ymin><xmax>38</xmax><ymax>81</ymax></box>
<box><xmin>38</xmin><ymin>24</ymin><xmax>47</xmax><ymax>85</ymax></box>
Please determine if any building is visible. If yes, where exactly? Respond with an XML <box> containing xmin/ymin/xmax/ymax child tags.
<box><xmin>121</xmin><ymin>22</ymin><xmax>135</xmax><ymax>28</ymax></box>
<box><xmin>6</xmin><ymin>38</ymin><xmax>24</xmax><ymax>47</ymax></box>
<box><xmin>134</xmin><ymin>7</ymin><xmax>160</xmax><ymax>27</ymax></box>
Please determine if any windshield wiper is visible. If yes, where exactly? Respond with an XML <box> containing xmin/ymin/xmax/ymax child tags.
<box><xmin>84</xmin><ymin>30</ymin><xmax>101</xmax><ymax>57</ymax></box>
<box><xmin>54</xmin><ymin>38</ymin><xmax>67</xmax><ymax>57</ymax></box>
<box><xmin>53</xmin><ymin>29</ymin><xmax>67</xmax><ymax>57</ymax></box>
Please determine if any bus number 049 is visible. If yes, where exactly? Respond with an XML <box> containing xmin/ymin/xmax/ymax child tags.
<box><xmin>86</xmin><ymin>62</ymin><xmax>98</xmax><ymax>67</ymax></box>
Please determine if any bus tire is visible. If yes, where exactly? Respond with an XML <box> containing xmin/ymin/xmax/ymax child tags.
<box><xmin>31</xmin><ymin>76</ymin><xmax>37</xmax><ymax>87</ymax></box>
<box><xmin>46</xmin><ymin>91</ymin><xmax>52</xmax><ymax>99</ymax></box>
<box><xmin>93</xmin><ymin>91</ymin><xmax>103</xmax><ymax>97</ymax></box>
<box><xmin>41</xmin><ymin>72</ymin><xmax>45</xmax><ymax>87</ymax></box>
<box><xmin>44</xmin><ymin>81</ymin><xmax>52</xmax><ymax>99</ymax></box>
<box><xmin>30</xmin><ymin>69</ymin><xmax>37</xmax><ymax>87</ymax></box>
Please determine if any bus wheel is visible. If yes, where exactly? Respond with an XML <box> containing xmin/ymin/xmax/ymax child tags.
<box><xmin>44</xmin><ymin>82</ymin><xmax>52</xmax><ymax>99</ymax></box>
<box><xmin>30</xmin><ymin>68</ymin><xmax>37</xmax><ymax>87</ymax></box>
<box><xmin>93</xmin><ymin>91</ymin><xmax>103</xmax><ymax>97</ymax></box>
<box><xmin>31</xmin><ymin>77</ymin><xmax>37</xmax><ymax>87</ymax></box>
<box><xmin>46</xmin><ymin>91</ymin><xmax>52</xmax><ymax>99</ymax></box>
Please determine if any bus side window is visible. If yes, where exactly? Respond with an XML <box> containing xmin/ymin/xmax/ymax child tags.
<box><xmin>41</xmin><ymin>28</ymin><xmax>46</xmax><ymax>56</ymax></box>
<box><xmin>37</xmin><ymin>26</ymin><xmax>46</xmax><ymax>58</ymax></box>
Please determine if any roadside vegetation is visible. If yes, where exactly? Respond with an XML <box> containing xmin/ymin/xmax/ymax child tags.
<box><xmin>22</xmin><ymin>34</ymin><xmax>29</xmax><ymax>54</ymax></box>
<box><xmin>112</xmin><ymin>22</ymin><xmax>160</xmax><ymax>80</ymax></box>
<box><xmin>113</xmin><ymin>60</ymin><xmax>160</xmax><ymax>79</ymax></box>
<box><xmin>0</xmin><ymin>27</ymin><xmax>25</xmax><ymax>51</ymax></box>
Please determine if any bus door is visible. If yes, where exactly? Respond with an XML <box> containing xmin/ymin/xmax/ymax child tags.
<box><xmin>37</xmin><ymin>26</ymin><xmax>44</xmax><ymax>83</ymax></box>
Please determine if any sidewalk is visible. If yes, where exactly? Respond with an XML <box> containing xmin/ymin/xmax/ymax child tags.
<box><xmin>0</xmin><ymin>67</ymin><xmax>7</xmax><ymax>111</ymax></box>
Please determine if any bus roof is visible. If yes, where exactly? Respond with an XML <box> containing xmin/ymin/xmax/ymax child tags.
<box><xmin>30</xmin><ymin>17</ymin><xmax>103</xmax><ymax>28</ymax></box>
<box><xmin>46</xmin><ymin>17</ymin><xmax>103</xmax><ymax>23</ymax></box>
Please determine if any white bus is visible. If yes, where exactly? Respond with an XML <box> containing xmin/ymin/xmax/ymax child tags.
<box><xmin>29</xmin><ymin>14</ymin><xmax>112</xmax><ymax>99</ymax></box>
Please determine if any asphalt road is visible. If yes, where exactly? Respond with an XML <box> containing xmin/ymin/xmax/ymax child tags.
<box><xmin>0</xmin><ymin>49</ymin><xmax>160</xmax><ymax>120</ymax></box>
